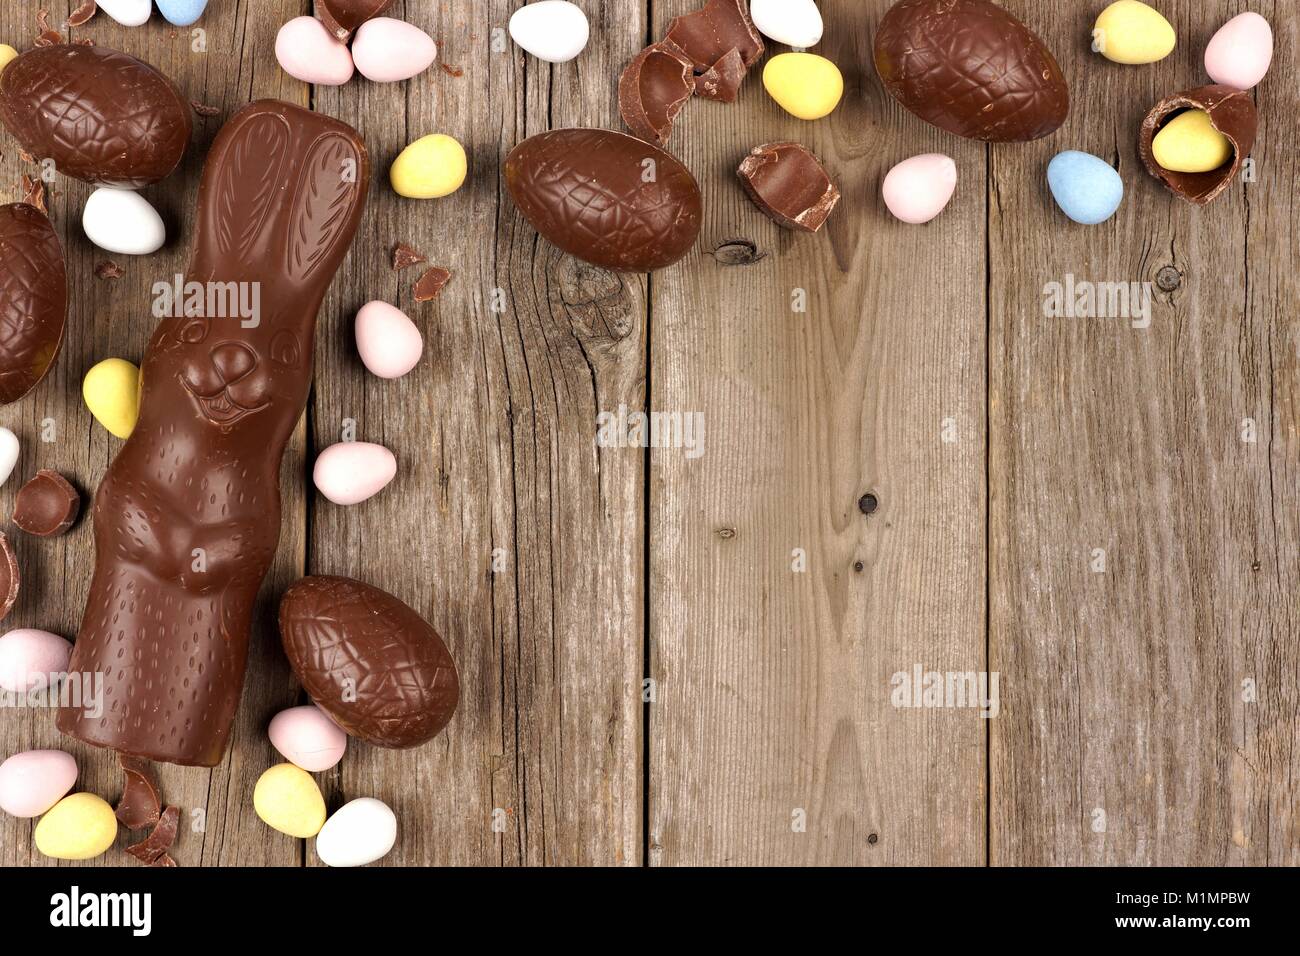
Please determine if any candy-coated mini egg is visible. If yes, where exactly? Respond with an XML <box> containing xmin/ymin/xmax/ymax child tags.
<box><xmin>0</xmin><ymin>628</ymin><xmax>72</xmax><ymax>693</ymax></box>
<box><xmin>34</xmin><ymin>793</ymin><xmax>117</xmax><ymax>859</ymax></box>
<box><xmin>0</xmin><ymin>750</ymin><xmax>77</xmax><ymax>818</ymax></box>
<box><xmin>1092</xmin><ymin>1</ymin><xmax>1175</xmax><ymax>64</ymax></box>
<box><xmin>762</xmin><ymin>52</ymin><xmax>842</xmax><ymax>120</ymax></box>
<box><xmin>1204</xmin><ymin>13</ymin><xmax>1272</xmax><ymax>91</ymax></box>
<box><xmin>509</xmin><ymin>1</ymin><xmax>591</xmax><ymax>64</ymax></box>
<box><xmin>0</xmin><ymin>428</ymin><xmax>17</xmax><ymax>487</ymax></box>
<box><xmin>355</xmin><ymin>301</ymin><xmax>423</xmax><ymax>379</ymax></box>
<box><xmin>751</xmin><ymin>0</ymin><xmax>823</xmax><ymax>49</ymax></box>
<box><xmin>268</xmin><ymin>705</ymin><xmax>347</xmax><ymax>773</ymax></box>
<box><xmin>275</xmin><ymin>16</ymin><xmax>355</xmax><ymax>86</ymax></box>
<box><xmin>155</xmin><ymin>0</ymin><xmax>208</xmax><ymax>27</ymax></box>
<box><xmin>882</xmin><ymin>154</ymin><xmax>957</xmax><ymax>224</ymax></box>
<box><xmin>0</xmin><ymin>45</ymin><xmax>18</xmax><ymax>73</ymax></box>
<box><xmin>1151</xmin><ymin>110</ymin><xmax>1232</xmax><ymax>173</ymax></box>
<box><xmin>253</xmin><ymin>764</ymin><xmax>326</xmax><ymax>838</ymax></box>
<box><xmin>97</xmin><ymin>0</ymin><xmax>152</xmax><ymax>27</ymax></box>
<box><xmin>1047</xmin><ymin>151</ymin><xmax>1124</xmax><ymax>225</ymax></box>
<box><xmin>315</xmin><ymin>797</ymin><xmax>397</xmax><ymax>867</ymax></box>
<box><xmin>83</xmin><ymin>358</ymin><xmax>140</xmax><ymax>439</ymax></box>
<box><xmin>82</xmin><ymin>188</ymin><xmax>165</xmax><ymax>256</ymax></box>
<box><xmin>390</xmin><ymin>134</ymin><xmax>467</xmax><ymax>199</ymax></box>
<box><xmin>313</xmin><ymin>441</ymin><xmax>397</xmax><ymax>506</ymax></box>
<box><xmin>352</xmin><ymin>18</ymin><xmax>437</xmax><ymax>82</ymax></box>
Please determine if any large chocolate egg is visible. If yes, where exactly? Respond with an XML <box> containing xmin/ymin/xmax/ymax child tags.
<box><xmin>279</xmin><ymin>576</ymin><xmax>459</xmax><ymax>749</ymax></box>
<box><xmin>505</xmin><ymin>128</ymin><xmax>702</xmax><ymax>272</ymax></box>
<box><xmin>874</xmin><ymin>0</ymin><xmax>1068</xmax><ymax>142</ymax></box>
<box><xmin>0</xmin><ymin>45</ymin><xmax>191</xmax><ymax>188</ymax></box>
<box><xmin>0</xmin><ymin>203</ymin><xmax>67</xmax><ymax>406</ymax></box>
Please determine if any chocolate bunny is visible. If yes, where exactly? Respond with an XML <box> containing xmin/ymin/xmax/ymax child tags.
<box><xmin>59</xmin><ymin>101</ymin><xmax>369</xmax><ymax>766</ymax></box>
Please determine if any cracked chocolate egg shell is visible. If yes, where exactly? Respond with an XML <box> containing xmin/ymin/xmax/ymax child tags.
<box><xmin>874</xmin><ymin>0</ymin><xmax>1069</xmax><ymax>143</ymax></box>
<box><xmin>0</xmin><ymin>45</ymin><xmax>191</xmax><ymax>188</ymax></box>
<box><xmin>280</xmin><ymin>576</ymin><xmax>459</xmax><ymax>749</ymax></box>
<box><xmin>505</xmin><ymin>128</ymin><xmax>703</xmax><ymax>272</ymax></box>
<box><xmin>1139</xmin><ymin>85</ymin><xmax>1258</xmax><ymax>206</ymax></box>
<box><xmin>0</xmin><ymin>203</ymin><xmax>67</xmax><ymax>406</ymax></box>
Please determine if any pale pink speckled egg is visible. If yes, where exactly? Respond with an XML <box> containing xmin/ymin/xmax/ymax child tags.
<box><xmin>882</xmin><ymin>153</ymin><xmax>957</xmax><ymax>225</ymax></box>
<box><xmin>352</xmin><ymin>18</ymin><xmax>437</xmax><ymax>83</ymax></box>
<box><xmin>275</xmin><ymin>16</ymin><xmax>355</xmax><ymax>86</ymax></box>
<box><xmin>1204</xmin><ymin>13</ymin><xmax>1272</xmax><ymax>91</ymax></box>
<box><xmin>355</xmin><ymin>301</ymin><xmax>423</xmax><ymax>379</ymax></box>
<box><xmin>268</xmin><ymin>705</ymin><xmax>348</xmax><ymax>772</ymax></box>
<box><xmin>313</xmin><ymin>442</ymin><xmax>397</xmax><ymax>506</ymax></box>
<box><xmin>0</xmin><ymin>750</ymin><xmax>78</xmax><ymax>818</ymax></box>
<box><xmin>0</xmin><ymin>629</ymin><xmax>72</xmax><ymax>694</ymax></box>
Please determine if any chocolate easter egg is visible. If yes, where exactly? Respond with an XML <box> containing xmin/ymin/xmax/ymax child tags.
<box><xmin>0</xmin><ymin>203</ymin><xmax>67</xmax><ymax>406</ymax></box>
<box><xmin>0</xmin><ymin>45</ymin><xmax>191</xmax><ymax>188</ymax></box>
<box><xmin>874</xmin><ymin>0</ymin><xmax>1069</xmax><ymax>142</ymax></box>
<box><xmin>279</xmin><ymin>576</ymin><xmax>459</xmax><ymax>749</ymax></box>
<box><xmin>317</xmin><ymin>0</ymin><xmax>396</xmax><ymax>41</ymax></box>
<box><xmin>505</xmin><ymin>128</ymin><xmax>702</xmax><ymax>272</ymax></box>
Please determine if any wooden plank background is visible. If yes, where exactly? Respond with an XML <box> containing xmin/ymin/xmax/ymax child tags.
<box><xmin>0</xmin><ymin>0</ymin><xmax>1294</xmax><ymax>867</ymax></box>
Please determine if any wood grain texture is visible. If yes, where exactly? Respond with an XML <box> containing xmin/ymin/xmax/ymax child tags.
<box><xmin>648</xmin><ymin>0</ymin><xmax>987</xmax><ymax>865</ymax></box>
<box><xmin>988</xmin><ymin>0</ymin><xmax>1299</xmax><ymax>865</ymax></box>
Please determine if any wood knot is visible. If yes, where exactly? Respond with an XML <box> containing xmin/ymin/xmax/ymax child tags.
<box><xmin>1155</xmin><ymin>265</ymin><xmax>1182</xmax><ymax>292</ymax></box>
<box><xmin>709</xmin><ymin>238</ymin><xmax>767</xmax><ymax>266</ymax></box>
<box><xmin>715</xmin><ymin>527</ymin><xmax>737</xmax><ymax>540</ymax></box>
<box><xmin>853</xmin><ymin>561</ymin><xmax>864</xmax><ymax>573</ymax></box>
<box><xmin>858</xmin><ymin>493</ymin><xmax>879</xmax><ymax>516</ymax></box>
<box><xmin>867</xmin><ymin>832</ymin><xmax>879</xmax><ymax>845</ymax></box>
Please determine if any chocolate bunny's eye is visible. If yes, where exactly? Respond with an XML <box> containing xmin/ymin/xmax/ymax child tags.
<box><xmin>178</xmin><ymin>319</ymin><xmax>209</xmax><ymax>344</ymax></box>
<box><xmin>270</xmin><ymin>330</ymin><xmax>301</xmax><ymax>368</ymax></box>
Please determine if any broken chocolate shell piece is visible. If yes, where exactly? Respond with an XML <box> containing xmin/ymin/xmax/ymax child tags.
<box><xmin>696</xmin><ymin>48</ymin><xmax>747</xmax><ymax>103</ymax></box>
<box><xmin>0</xmin><ymin>532</ymin><xmax>17</xmax><ymax>622</ymax></box>
<box><xmin>12</xmin><ymin>469</ymin><xmax>81</xmax><ymax>537</ymax></box>
<box><xmin>414</xmin><ymin>266</ymin><xmax>452</xmax><ymax>302</ymax></box>
<box><xmin>619</xmin><ymin>40</ymin><xmax>695</xmax><ymax>146</ymax></box>
<box><xmin>115</xmin><ymin>754</ymin><xmax>162</xmax><ymax>830</ymax></box>
<box><xmin>738</xmin><ymin>142</ymin><xmax>841</xmax><ymax>233</ymax></box>
<box><xmin>666</xmin><ymin>0</ymin><xmax>764</xmax><ymax>73</ymax></box>
<box><xmin>1139</xmin><ymin>85</ymin><xmax>1258</xmax><ymax>206</ymax></box>
<box><xmin>126</xmin><ymin>805</ymin><xmax>180</xmax><ymax>864</ymax></box>
<box><xmin>317</xmin><ymin>0</ymin><xmax>395</xmax><ymax>41</ymax></box>
<box><xmin>391</xmin><ymin>242</ymin><xmax>427</xmax><ymax>271</ymax></box>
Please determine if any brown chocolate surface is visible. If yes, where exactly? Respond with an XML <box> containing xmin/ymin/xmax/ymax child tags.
<box><xmin>0</xmin><ymin>532</ymin><xmax>17</xmax><ymax>623</ymax></box>
<box><xmin>619</xmin><ymin>40</ymin><xmax>695</xmax><ymax>146</ymax></box>
<box><xmin>505</xmin><ymin>128</ymin><xmax>703</xmax><ymax>273</ymax></box>
<box><xmin>413</xmin><ymin>266</ymin><xmax>452</xmax><ymax>302</ymax></box>
<box><xmin>1139</xmin><ymin>86</ymin><xmax>1258</xmax><ymax>206</ymax></box>
<box><xmin>391</xmin><ymin>242</ymin><xmax>426</xmax><ymax>271</ymax></box>
<box><xmin>0</xmin><ymin>203</ymin><xmax>67</xmax><ymax>406</ymax></box>
<box><xmin>0</xmin><ymin>44</ymin><xmax>191</xmax><ymax>188</ymax></box>
<box><xmin>318</xmin><ymin>0</ymin><xmax>396</xmax><ymax>41</ymax></box>
<box><xmin>874</xmin><ymin>0</ymin><xmax>1068</xmax><ymax>142</ymax></box>
<box><xmin>126</xmin><ymin>805</ymin><xmax>179</xmax><ymax>863</ymax></box>
<box><xmin>695</xmin><ymin>48</ymin><xmax>747</xmax><ymax>103</ymax></box>
<box><xmin>12</xmin><ymin>469</ymin><xmax>80</xmax><ymax>537</ymax></box>
<box><xmin>57</xmin><ymin>101</ymin><xmax>369</xmax><ymax>767</ymax></box>
<box><xmin>115</xmin><ymin>753</ymin><xmax>162</xmax><ymax>830</ymax></box>
<box><xmin>738</xmin><ymin>142</ymin><xmax>841</xmax><ymax>233</ymax></box>
<box><xmin>666</xmin><ymin>0</ymin><xmax>764</xmax><ymax>73</ymax></box>
<box><xmin>280</xmin><ymin>576</ymin><xmax>460</xmax><ymax>749</ymax></box>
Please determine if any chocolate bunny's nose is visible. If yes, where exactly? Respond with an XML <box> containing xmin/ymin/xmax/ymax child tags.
<box><xmin>210</xmin><ymin>343</ymin><xmax>258</xmax><ymax>384</ymax></box>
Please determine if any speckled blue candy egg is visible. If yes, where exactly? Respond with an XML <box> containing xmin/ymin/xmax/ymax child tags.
<box><xmin>1047</xmin><ymin>151</ymin><xmax>1124</xmax><ymax>225</ymax></box>
<box><xmin>155</xmin><ymin>0</ymin><xmax>208</xmax><ymax>27</ymax></box>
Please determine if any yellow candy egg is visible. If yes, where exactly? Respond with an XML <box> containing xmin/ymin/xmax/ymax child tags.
<box><xmin>0</xmin><ymin>45</ymin><xmax>18</xmax><ymax>74</ymax></box>
<box><xmin>1151</xmin><ymin>110</ymin><xmax>1232</xmax><ymax>173</ymax></box>
<box><xmin>254</xmin><ymin>764</ymin><xmax>326</xmax><ymax>838</ymax></box>
<box><xmin>35</xmin><ymin>793</ymin><xmax>118</xmax><ymax>860</ymax></box>
<box><xmin>390</xmin><ymin>134</ymin><xmax>467</xmax><ymax>199</ymax></box>
<box><xmin>1093</xmin><ymin>1</ymin><xmax>1175</xmax><ymax>64</ymax></box>
<box><xmin>762</xmin><ymin>53</ymin><xmax>843</xmax><ymax>121</ymax></box>
<box><xmin>82</xmin><ymin>358</ymin><xmax>140</xmax><ymax>439</ymax></box>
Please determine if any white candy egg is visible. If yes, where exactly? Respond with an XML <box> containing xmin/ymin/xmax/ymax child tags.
<box><xmin>509</xmin><ymin>1</ymin><xmax>590</xmax><ymax>64</ymax></box>
<box><xmin>97</xmin><ymin>0</ymin><xmax>152</xmax><ymax>27</ymax></box>
<box><xmin>0</xmin><ymin>429</ymin><xmax>18</xmax><ymax>488</ymax></box>
<box><xmin>315</xmin><ymin>797</ymin><xmax>398</xmax><ymax>867</ymax></box>
<box><xmin>82</xmin><ymin>188</ymin><xmax>165</xmax><ymax>256</ymax></box>
<box><xmin>751</xmin><ymin>0</ymin><xmax>823</xmax><ymax>49</ymax></box>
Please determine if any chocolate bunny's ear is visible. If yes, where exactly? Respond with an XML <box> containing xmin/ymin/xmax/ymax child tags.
<box><xmin>287</xmin><ymin>131</ymin><xmax>369</xmax><ymax>282</ymax></box>
<box><xmin>207</xmin><ymin>109</ymin><xmax>291</xmax><ymax>262</ymax></box>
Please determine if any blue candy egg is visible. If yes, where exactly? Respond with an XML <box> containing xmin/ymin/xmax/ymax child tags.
<box><xmin>1047</xmin><ymin>151</ymin><xmax>1124</xmax><ymax>225</ymax></box>
<box><xmin>155</xmin><ymin>0</ymin><xmax>208</xmax><ymax>27</ymax></box>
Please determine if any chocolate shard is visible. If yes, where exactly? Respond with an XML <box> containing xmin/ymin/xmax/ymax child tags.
<box><xmin>66</xmin><ymin>2</ymin><xmax>97</xmax><ymax>28</ymax></box>
<box><xmin>151</xmin><ymin>852</ymin><xmax>178</xmax><ymax>867</ymax></box>
<box><xmin>1139</xmin><ymin>85</ymin><xmax>1258</xmax><ymax>206</ymax></box>
<box><xmin>19</xmin><ymin>174</ymin><xmax>46</xmax><ymax>214</ymax></box>
<box><xmin>619</xmin><ymin>40</ymin><xmax>696</xmax><ymax>146</ymax></box>
<box><xmin>695</xmin><ymin>48</ymin><xmax>747</xmax><ymax>103</ymax></box>
<box><xmin>738</xmin><ymin>142</ymin><xmax>841</xmax><ymax>233</ymax></box>
<box><xmin>0</xmin><ymin>203</ymin><xmax>66</xmax><ymax>406</ymax></box>
<box><xmin>414</xmin><ymin>266</ymin><xmax>452</xmax><ymax>302</ymax></box>
<box><xmin>126</xmin><ymin>805</ymin><xmax>180</xmax><ymax>864</ymax></box>
<box><xmin>0</xmin><ymin>532</ymin><xmax>18</xmax><ymax>622</ymax></box>
<box><xmin>391</xmin><ymin>241</ymin><xmax>427</xmax><ymax>271</ymax></box>
<box><xmin>115</xmin><ymin>754</ymin><xmax>162</xmax><ymax>830</ymax></box>
<box><xmin>12</xmin><ymin>469</ymin><xmax>81</xmax><ymax>537</ymax></box>
<box><xmin>317</xmin><ymin>0</ymin><xmax>395</xmax><ymax>42</ymax></box>
<box><xmin>666</xmin><ymin>0</ymin><xmax>764</xmax><ymax>73</ymax></box>
<box><xmin>94</xmin><ymin>259</ymin><xmax>124</xmax><ymax>280</ymax></box>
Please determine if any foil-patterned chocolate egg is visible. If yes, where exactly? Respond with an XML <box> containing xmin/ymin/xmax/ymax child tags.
<box><xmin>505</xmin><ymin>128</ymin><xmax>703</xmax><ymax>272</ymax></box>
<box><xmin>0</xmin><ymin>203</ymin><xmax>66</xmax><ymax>406</ymax></box>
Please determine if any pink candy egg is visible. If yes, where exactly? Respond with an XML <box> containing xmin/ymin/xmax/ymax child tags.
<box><xmin>1204</xmin><ymin>12</ymin><xmax>1272</xmax><ymax>91</ymax></box>
<box><xmin>352</xmin><ymin>18</ymin><xmax>438</xmax><ymax>83</ymax></box>
<box><xmin>882</xmin><ymin>153</ymin><xmax>957</xmax><ymax>225</ymax></box>
<box><xmin>355</xmin><ymin>301</ymin><xmax>424</xmax><ymax>379</ymax></box>
<box><xmin>0</xmin><ymin>750</ymin><xmax>78</xmax><ymax>818</ymax></box>
<box><xmin>268</xmin><ymin>705</ymin><xmax>348</xmax><ymax>772</ymax></box>
<box><xmin>275</xmin><ymin>16</ymin><xmax>355</xmax><ymax>86</ymax></box>
<box><xmin>313</xmin><ymin>442</ymin><xmax>397</xmax><ymax>506</ymax></box>
<box><xmin>0</xmin><ymin>629</ymin><xmax>72</xmax><ymax>694</ymax></box>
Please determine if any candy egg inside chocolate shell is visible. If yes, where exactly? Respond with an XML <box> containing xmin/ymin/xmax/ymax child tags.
<box><xmin>1138</xmin><ymin>85</ymin><xmax>1258</xmax><ymax>205</ymax></box>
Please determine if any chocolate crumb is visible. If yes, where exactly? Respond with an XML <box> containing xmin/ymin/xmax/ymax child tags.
<box><xmin>18</xmin><ymin>150</ymin><xmax>35</xmax><ymax>165</ymax></box>
<box><xmin>391</xmin><ymin>242</ymin><xmax>427</xmax><ymax>271</ymax></box>
<box><xmin>66</xmin><ymin>1</ymin><xmax>97</xmax><ymax>28</ymax></box>
<box><xmin>191</xmin><ymin>101</ymin><xmax>221</xmax><ymax>117</ymax></box>
<box><xmin>95</xmin><ymin>260</ymin><xmax>124</xmax><ymax>280</ymax></box>
<box><xmin>20</xmin><ymin>175</ymin><xmax>46</xmax><ymax>214</ymax></box>
<box><xmin>35</xmin><ymin>10</ymin><xmax>63</xmax><ymax>46</ymax></box>
<box><xmin>414</xmin><ymin>266</ymin><xmax>452</xmax><ymax>302</ymax></box>
<box><xmin>74</xmin><ymin>37</ymin><xmax>94</xmax><ymax>45</ymax></box>
<box><xmin>439</xmin><ymin>63</ymin><xmax>464</xmax><ymax>78</ymax></box>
